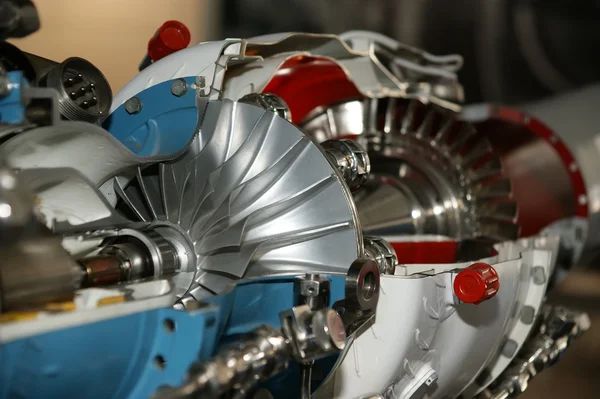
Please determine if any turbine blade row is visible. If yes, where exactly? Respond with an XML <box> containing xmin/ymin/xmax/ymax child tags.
<box><xmin>301</xmin><ymin>97</ymin><xmax>520</xmax><ymax>241</ymax></box>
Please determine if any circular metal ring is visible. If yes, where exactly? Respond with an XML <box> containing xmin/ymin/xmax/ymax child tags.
<box><xmin>115</xmin><ymin>228</ymin><xmax>163</xmax><ymax>276</ymax></box>
<box><xmin>345</xmin><ymin>258</ymin><xmax>380</xmax><ymax>311</ymax></box>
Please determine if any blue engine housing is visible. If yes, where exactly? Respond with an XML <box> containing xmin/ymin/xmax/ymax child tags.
<box><xmin>0</xmin><ymin>76</ymin><xmax>347</xmax><ymax>398</ymax></box>
<box><xmin>0</xmin><ymin>276</ymin><xmax>345</xmax><ymax>398</ymax></box>
<box><xmin>103</xmin><ymin>77</ymin><xmax>200</xmax><ymax>157</ymax></box>
<box><xmin>0</xmin><ymin>307</ymin><xmax>220</xmax><ymax>398</ymax></box>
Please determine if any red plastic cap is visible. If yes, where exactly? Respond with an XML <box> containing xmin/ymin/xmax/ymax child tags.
<box><xmin>147</xmin><ymin>20</ymin><xmax>191</xmax><ymax>62</ymax></box>
<box><xmin>454</xmin><ymin>262</ymin><xmax>499</xmax><ymax>304</ymax></box>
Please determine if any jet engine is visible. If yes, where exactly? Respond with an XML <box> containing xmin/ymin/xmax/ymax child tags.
<box><xmin>0</xmin><ymin>5</ymin><xmax>592</xmax><ymax>399</ymax></box>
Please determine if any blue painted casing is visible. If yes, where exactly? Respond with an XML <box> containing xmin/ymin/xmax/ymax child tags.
<box><xmin>0</xmin><ymin>275</ymin><xmax>345</xmax><ymax>399</ymax></box>
<box><xmin>0</xmin><ymin>306</ymin><xmax>220</xmax><ymax>399</ymax></box>
<box><xmin>0</xmin><ymin>72</ymin><xmax>26</xmax><ymax>125</ymax></box>
<box><xmin>103</xmin><ymin>77</ymin><xmax>198</xmax><ymax>157</ymax></box>
<box><xmin>0</xmin><ymin>76</ymin><xmax>348</xmax><ymax>398</ymax></box>
<box><xmin>220</xmin><ymin>276</ymin><xmax>346</xmax><ymax>398</ymax></box>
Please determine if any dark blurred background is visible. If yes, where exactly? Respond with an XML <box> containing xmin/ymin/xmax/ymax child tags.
<box><xmin>222</xmin><ymin>0</ymin><xmax>600</xmax><ymax>107</ymax></box>
<box><xmin>10</xmin><ymin>0</ymin><xmax>600</xmax><ymax>397</ymax></box>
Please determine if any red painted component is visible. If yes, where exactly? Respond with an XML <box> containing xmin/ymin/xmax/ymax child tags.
<box><xmin>474</xmin><ymin>105</ymin><xmax>589</xmax><ymax>237</ymax></box>
<box><xmin>147</xmin><ymin>20</ymin><xmax>191</xmax><ymax>62</ymax></box>
<box><xmin>453</xmin><ymin>262</ymin><xmax>499</xmax><ymax>304</ymax></box>
<box><xmin>389</xmin><ymin>240</ymin><xmax>458</xmax><ymax>264</ymax></box>
<box><xmin>491</xmin><ymin>106</ymin><xmax>588</xmax><ymax>218</ymax></box>
<box><xmin>262</xmin><ymin>56</ymin><xmax>362</xmax><ymax>124</ymax></box>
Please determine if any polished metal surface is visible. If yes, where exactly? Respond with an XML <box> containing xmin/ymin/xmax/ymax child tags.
<box><xmin>78</xmin><ymin>255</ymin><xmax>124</xmax><ymax>287</ymax></box>
<box><xmin>322</xmin><ymin>138</ymin><xmax>371</xmax><ymax>191</ymax></box>
<box><xmin>153</xmin><ymin>325</ymin><xmax>290</xmax><ymax>399</ymax></box>
<box><xmin>344</xmin><ymin>258</ymin><xmax>380</xmax><ymax>312</ymax></box>
<box><xmin>463</xmin><ymin>93</ymin><xmax>600</xmax><ymax>268</ymax></box>
<box><xmin>2</xmin><ymin>99</ymin><xmax>363</xmax><ymax>299</ymax></box>
<box><xmin>293</xmin><ymin>273</ymin><xmax>332</xmax><ymax>398</ymax></box>
<box><xmin>294</xmin><ymin>274</ymin><xmax>331</xmax><ymax>311</ymax></box>
<box><xmin>79</xmin><ymin>227</ymin><xmax>182</xmax><ymax>287</ymax></box>
<box><xmin>280</xmin><ymin>305</ymin><xmax>347</xmax><ymax>362</ymax></box>
<box><xmin>170</xmin><ymin>79</ymin><xmax>188</xmax><ymax>97</ymax></box>
<box><xmin>466</xmin><ymin>113</ymin><xmax>575</xmax><ymax>240</ymax></box>
<box><xmin>239</xmin><ymin>92</ymin><xmax>292</xmax><ymax>122</ymax></box>
<box><xmin>363</xmin><ymin>236</ymin><xmax>397</xmax><ymax>275</ymax></box>
<box><xmin>330</xmin><ymin>258</ymin><xmax>381</xmax><ymax>340</ymax></box>
<box><xmin>110</xmin><ymin>100</ymin><xmax>362</xmax><ymax>299</ymax></box>
<box><xmin>302</xmin><ymin>98</ymin><xmax>519</xmax><ymax>241</ymax></box>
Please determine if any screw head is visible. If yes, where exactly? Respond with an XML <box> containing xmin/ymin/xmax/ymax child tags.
<box><xmin>124</xmin><ymin>97</ymin><xmax>142</xmax><ymax>114</ymax></box>
<box><xmin>171</xmin><ymin>78</ymin><xmax>188</xmax><ymax>97</ymax></box>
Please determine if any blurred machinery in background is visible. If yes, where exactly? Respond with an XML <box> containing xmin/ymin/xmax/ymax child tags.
<box><xmin>222</xmin><ymin>0</ymin><xmax>600</xmax><ymax>105</ymax></box>
<box><xmin>0</xmin><ymin>1</ymin><xmax>595</xmax><ymax>398</ymax></box>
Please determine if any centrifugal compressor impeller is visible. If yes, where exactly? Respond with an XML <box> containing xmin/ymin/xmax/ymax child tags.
<box><xmin>112</xmin><ymin>100</ymin><xmax>363</xmax><ymax>299</ymax></box>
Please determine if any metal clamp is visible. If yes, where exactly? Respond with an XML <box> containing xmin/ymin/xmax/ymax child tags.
<box><xmin>294</xmin><ymin>273</ymin><xmax>331</xmax><ymax>310</ymax></box>
<box><xmin>333</xmin><ymin>258</ymin><xmax>381</xmax><ymax>337</ymax></box>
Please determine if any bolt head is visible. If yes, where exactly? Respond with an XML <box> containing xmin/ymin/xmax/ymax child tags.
<box><xmin>124</xmin><ymin>97</ymin><xmax>142</xmax><ymax>114</ymax></box>
<box><xmin>171</xmin><ymin>79</ymin><xmax>188</xmax><ymax>97</ymax></box>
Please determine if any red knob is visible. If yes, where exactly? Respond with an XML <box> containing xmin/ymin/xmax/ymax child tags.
<box><xmin>147</xmin><ymin>20</ymin><xmax>191</xmax><ymax>62</ymax></box>
<box><xmin>454</xmin><ymin>262</ymin><xmax>499</xmax><ymax>304</ymax></box>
